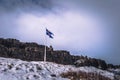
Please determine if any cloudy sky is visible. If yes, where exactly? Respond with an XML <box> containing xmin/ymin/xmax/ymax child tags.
<box><xmin>0</xmin><ymin>0</ymin><xmax>120</xmax><ymax>64</ymax></box>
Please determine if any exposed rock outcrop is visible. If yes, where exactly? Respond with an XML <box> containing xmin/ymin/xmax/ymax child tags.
<box><xmin>0</xmin><ymin>38</ymin><xmax>118</xmax><ymax>70</ymax></box>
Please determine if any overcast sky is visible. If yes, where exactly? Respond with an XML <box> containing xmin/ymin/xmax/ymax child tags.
<box><xmin>0</xmin><ymin>0</ymin><xmax>120</xmax><ymax>65</ymax></box>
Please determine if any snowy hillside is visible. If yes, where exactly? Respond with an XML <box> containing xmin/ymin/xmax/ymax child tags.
<box><xmin>0</xmin><ymin>57</ymin><xmax>114</xmax><ymax>80</ymax></box>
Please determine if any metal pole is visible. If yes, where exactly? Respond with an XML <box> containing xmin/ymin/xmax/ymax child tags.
<box><xmin>44</xmin><ymin>45</ymin><xmax>46</xmax><ymax>62</ymax></box>
<box><xmin>44</xmin><ymin>29</ymin><xmax>47</xmax><ymax>62</ymax></box>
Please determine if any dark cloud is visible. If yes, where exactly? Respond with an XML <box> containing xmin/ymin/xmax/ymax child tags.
<box><xmin>0</xmin><ymin>0</ymin><xmax>54</xmax><ymax>12</ymax></box>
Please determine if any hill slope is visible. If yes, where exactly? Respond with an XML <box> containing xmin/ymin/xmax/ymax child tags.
<box><xmin>0</xmin><ymin>38</ymin><xmax>112</xmax><ymax>70</ymax></box>
<box><xmin>0</xmin><ymin>57</ymin><xmax>114</xmax><ymax>80</ymax></box>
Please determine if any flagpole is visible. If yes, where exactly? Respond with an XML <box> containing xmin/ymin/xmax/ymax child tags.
<box><xmin>44</xmin><ymin>45</ymin><xmax>46</xmax><ymax>62</ymax></box>
<box><xmin>44</xmin><ymin>30</ymin><xmax>47</xmax><ymax>62</ymax></box>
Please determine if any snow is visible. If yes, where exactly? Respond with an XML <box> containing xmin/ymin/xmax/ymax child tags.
<box><xmin>0</xmin><ymin>57</ymin><xmax>114</xmax><ymax>80</ymax></box>
<box><xmin>109</xmin><ymin>68</ymin><xmax>120</xmax><ymax>75</ymax></box>
<box><xmin>74</xmin><ymin>59</ymin><xmax>85</xmax><ymax>64</ymax></box>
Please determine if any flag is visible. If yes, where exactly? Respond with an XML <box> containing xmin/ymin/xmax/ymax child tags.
<box><xmin>46</xmin><ymin>28</ymin><xmax>54</xmax><ymax>38</ymax></box>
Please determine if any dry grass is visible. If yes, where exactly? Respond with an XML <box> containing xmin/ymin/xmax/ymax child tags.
<box><xmin>60</xmin><ymin>71</ymin><xmax>112</xmax><ymax>80</ymax></box>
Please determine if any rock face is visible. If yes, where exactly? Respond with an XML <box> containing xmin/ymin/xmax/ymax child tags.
<box><xmin>74</xmin><ymin>57</ymin><xmax>107</xmax><ymax>70</ymax></box>
<box><xmin>0</xmin><ymin>38</ymin><xmax>118</xmax><ymax>70</ymax></box>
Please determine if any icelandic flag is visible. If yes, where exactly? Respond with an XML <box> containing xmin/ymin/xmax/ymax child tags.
<box><xmin>46</xmin><ymin>28</ymin><xmax>54</xmax><ymax>38</ymax></box>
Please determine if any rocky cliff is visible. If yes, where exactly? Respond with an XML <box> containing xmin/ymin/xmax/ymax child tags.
<box><xmin>0</xmin><ymin>38</ymin><xmax>119</xmax><ymax>70</ymax></box>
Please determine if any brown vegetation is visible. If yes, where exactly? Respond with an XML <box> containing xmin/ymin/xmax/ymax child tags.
<box><xmin>60</xmin><ymin>71</ymin><xmax>112</xmax><ymax>80</ymax></box>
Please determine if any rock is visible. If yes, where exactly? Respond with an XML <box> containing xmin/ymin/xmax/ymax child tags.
<box><xmin>0</xmin><ymin>38</ymin><xmax>117</xmax><ymax>70</ymax></box>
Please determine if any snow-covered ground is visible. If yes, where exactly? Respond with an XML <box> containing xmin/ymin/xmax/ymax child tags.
<box><xmin>109</xmin><ymin>68</ymin><xmax>120</xmax><ymax>75</ymax></box>
<box><xmin>0</xmin><ymin>57</ymin><xmax>114</xmax><ymax>80</ymax></box>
